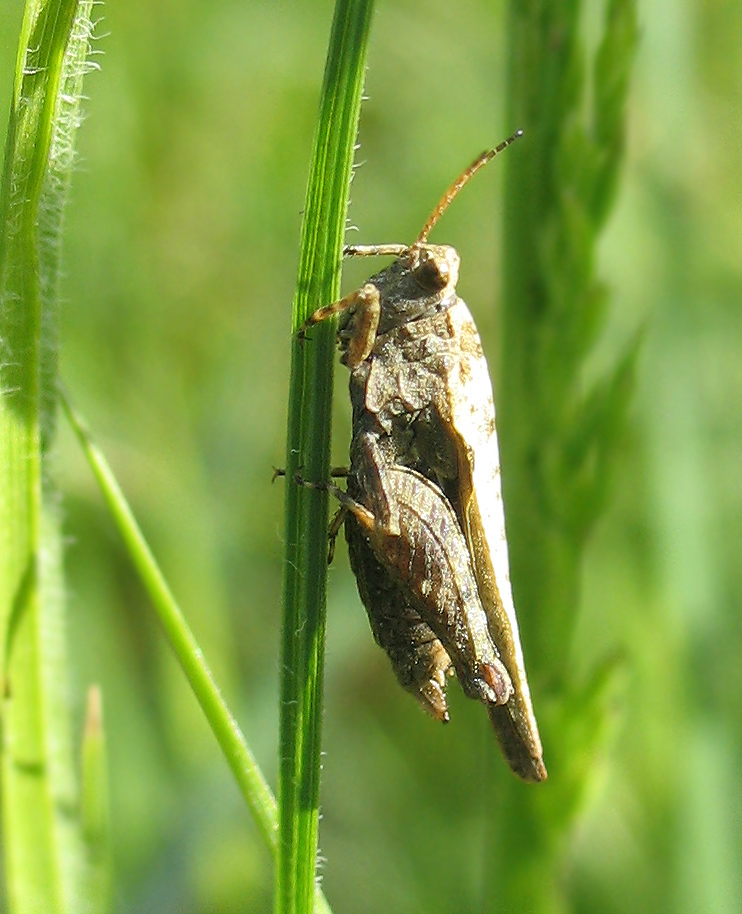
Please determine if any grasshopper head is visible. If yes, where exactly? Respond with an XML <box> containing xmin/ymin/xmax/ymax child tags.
<box><xmin>359</xmin><ymin>243</ymin><xmax>461</xmax><ymax>336</ymax></box>
<box><xmin>406</xmin><ymin>243</ymin><xmax>460</xmax><ymax>298</ymax></box>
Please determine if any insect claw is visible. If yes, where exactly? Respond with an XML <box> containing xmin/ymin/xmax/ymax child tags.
<box><xmin>327</xmin><ymin>505</ymin><xmax>348</xmax><ymax>565</ymax></box>
<box><xmin>271</xmin><ymin>466</ymin><xmax>286</xmax><ymax>483</ymax></box>
<box><xmin>294</xmin><ymin>471</ymin><xmax>329</xmax><ymax>493</ymax></box>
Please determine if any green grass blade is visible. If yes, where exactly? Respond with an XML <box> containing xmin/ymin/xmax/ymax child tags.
<box><xmin>0</xmin><ymin>1</ymin><xmax>97</xmax><ymax>910</ymax></box>
<box><xmin>60</xmin><ymin>392</ymin><xmax>279</xmax><ymax>852</ymax></box>
<box><xmin>278</xmin><ymin>1</ymin><xmax>374</xmax><ymax>912</ymax></box>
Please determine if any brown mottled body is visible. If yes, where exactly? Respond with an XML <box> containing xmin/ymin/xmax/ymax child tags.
<box><xmin>301</xmin><ymin>134</ymin><xmax>546</xmax><ymax>781</ymax></box>
<box><xmin>326</xmin><ymin>245</ymin><xmax>545</xmax><ymax>782</ymax></box>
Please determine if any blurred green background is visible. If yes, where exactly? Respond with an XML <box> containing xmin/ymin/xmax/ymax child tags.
<box><xmin>2</xmin><ymin>0</ymin><xmax>741</xmax><ymax>911</ymax></box>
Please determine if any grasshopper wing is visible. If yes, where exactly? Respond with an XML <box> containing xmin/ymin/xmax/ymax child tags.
<box><xmin>441</xmin><ymin>299</ymin><xmax>546</xmax><ymax>782</ymax></box>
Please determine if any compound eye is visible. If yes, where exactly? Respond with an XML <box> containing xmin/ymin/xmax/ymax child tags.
<box><xmin>415</xmin><ymin>250</ymin><xmax>449</xmax><ymax>292</ymax></box>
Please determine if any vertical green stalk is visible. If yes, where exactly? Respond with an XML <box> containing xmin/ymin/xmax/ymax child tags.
<box><xmin>0</xmin><ymin>1</ymin><xmax>99</xmax><ymax>911</ymax></box>
<box><xmin>278</xmin><ymin>2</ymin><xmax>374</xmax><ymax>913</ymax></box>
<box><xmin>487</xmin><ymin>0</ymin><xmax>638</xmax><ymax>910</ymax></box>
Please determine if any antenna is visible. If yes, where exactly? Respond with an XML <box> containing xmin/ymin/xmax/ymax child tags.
<box><xmin>415</xmin><ymin>129</ymin><xmax>523</xmax><ymax>245</ymax></box>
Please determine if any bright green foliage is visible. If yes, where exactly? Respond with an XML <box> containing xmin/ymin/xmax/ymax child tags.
<box><xmin>0</xmin><ymin>1</ymin><xmax>103</xmax><ymax>911</ymax></box>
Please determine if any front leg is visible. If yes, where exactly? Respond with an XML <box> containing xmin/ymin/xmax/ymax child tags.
<box><xmin>299</xmin><ymin>283</ymin><xmax>381</xmax><ymax>370</ymax></box>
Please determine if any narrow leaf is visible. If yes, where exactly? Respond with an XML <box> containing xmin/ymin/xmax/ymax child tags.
<box><xmin>278</xmin><ymin>1</ymin><xmax>374</xmax><ymax>912</ymax></box>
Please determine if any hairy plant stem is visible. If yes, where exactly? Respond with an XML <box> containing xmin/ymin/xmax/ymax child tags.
<box><xmin>277</xmin><ymin>2</ymin><xmax>374</xmax><ymax>913</ymax></box>
<box><xmin>0</xmin><ymin>2</ymin><xmax>101</xmax><ymax>911</ymax></box>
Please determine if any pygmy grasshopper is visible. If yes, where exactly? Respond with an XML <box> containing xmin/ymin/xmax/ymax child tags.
<box><xmin>302</xmin><ymin>131</ymin><xmax>546</xmax><ymax>782</ymax></box>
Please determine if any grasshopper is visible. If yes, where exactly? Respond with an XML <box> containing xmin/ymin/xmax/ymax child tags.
<box><xmin>302</xmin><ymin>131</ymin><xmax>546</xmax><ymax>782</ymax></box>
